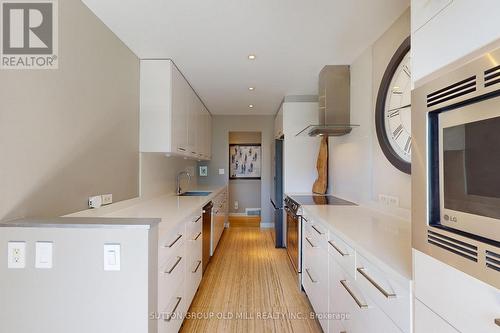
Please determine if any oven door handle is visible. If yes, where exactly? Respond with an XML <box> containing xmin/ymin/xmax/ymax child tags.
<box><xmin>284</xmin><ymin>206</ymin><xmax>298</xmax><ymax>219</ymax></box>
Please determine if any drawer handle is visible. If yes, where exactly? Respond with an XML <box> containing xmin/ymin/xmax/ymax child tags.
<box><xmin>193</xmin><ymin>216</ymin><xmax>201</xmax><ymax>223</ymax></box>
<box><xmin>164</xmin><ymin>297</ymin><xmax>182</xmax><ymax>322</ymax></box>
<box><xmin>305</xmin><ymin>268</ymin><xmax>317</xmax><ymax>283</ymax></box>
<box><xmin>305</xmin><ymin>237</ymin><xmax>317</xmax><ymax>248</ymax></box>
<box><xmin>340</xmin><ymin>280</ymin><xmax>368</xmax><ymax>309</ymax></box>
<box><xmin>311</xmin><ymin>225</ymin><xmax>325</xmax><ymax>235</ymax></box>
<box><xmin>165</xmin><ymin>256</ymin><xmax>182</xmax><ymax>274</ymax></box>
<box><xmin>193</xmin><ymin>231</ymin><xmax>202</xmax><ymax>241</ymax></box>
<box><xmin>192</xmin><ymin>260</ymin><xmax>202</xmax><ymax>273</ymax></box>
<box><xmin>165</xmin><ymin>234</ymin><xmax>182</xmax><ymax>248</ymax></box>
<box><xmin>357</xmin><ymin>267</ymin><xmax>396</xmax><ymax>299</ymax></box>
<box><xmin>177</xmin><ymin>147</ymin><xmax>186</xmax><ymax>152</ymax></box>
<box><xmin>328</xmin><ymin>240</ymin><xmax>349</xmax><ymax>256</ymax></box>
<box><xmin>495</xmin><ymin>318</ymin><xmax>500</xmax><ymax>327</ymax></box>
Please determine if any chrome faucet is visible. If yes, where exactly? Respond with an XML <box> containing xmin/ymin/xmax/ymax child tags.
<box><xmin>176</xmin><ymin>171</ymin><xmax>191</xmax><ymax>195</ymax></box>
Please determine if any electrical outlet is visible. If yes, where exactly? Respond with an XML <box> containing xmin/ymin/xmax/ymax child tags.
<box><xmin>378</xmin><ymin>194</ymin><xmax>400</xmax><ymax>207</ymax></box>
<box><xmin>88</xmin><ymin>195</ymin><xmax>102</xmax><ymax>209</ymax></box>
<box><xmin>234</xmin><ymin>201</ymin><xmax>239</xmax><ymax>210</ymax></box>
<box><xmin>218</xmin><ymin>168</ymin><xmax>225</xmax><ymax>175</ymax></box>
<box><xmin>8</xmin><ymin>241</ymin><xmax>26</xmax><ymax>269</ymax></box>
<box><xmin>101</xmin><ymin>194</ymin><xmax>113</xmax><ymax>205</ymax></box>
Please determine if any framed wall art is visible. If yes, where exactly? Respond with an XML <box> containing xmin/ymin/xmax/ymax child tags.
<box><xmin>229</xmin><ymin>144</ymin><xmax>261</xmax><ymax>179</ymax></box>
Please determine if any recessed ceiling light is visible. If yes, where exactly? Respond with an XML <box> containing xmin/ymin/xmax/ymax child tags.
<box><xmin>248</xmin><ymin>87</ymin><xmax>255</xmax><ymax>91</ymax></box>
<box><xmin>249</xmin><ymin>104</ymin><xmax>254</xmax><ymax>108</ymax></box>
<box><xmin>248</xmin><ymin>54</ymin><xmax>256</xmax><ymax>60</ymax></box>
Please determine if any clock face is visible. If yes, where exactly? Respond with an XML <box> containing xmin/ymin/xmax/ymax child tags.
<box><xmin>375</xmin><ymin>37</ymin><xmax>411</xmax><ymax>174</ymax></box>
<box><xmin>384</xmin><ymin>51</ymin><xmax>411</xmax><ymax>163</ymax></box>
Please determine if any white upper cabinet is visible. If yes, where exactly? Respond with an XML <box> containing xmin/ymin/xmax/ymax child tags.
<box><xmin>140</xmin><ymin>59</ymin><xmax>212</xmax><ymax>160</ymax></box>
<box><xmin>412</xmin><ymin>0</ymin><xmax>500</xmax><ymax>83</ymax></box>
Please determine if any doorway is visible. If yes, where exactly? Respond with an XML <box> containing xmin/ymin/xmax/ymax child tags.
<box><xmin>228</xmin><ymin>131</ymin><xmax>262</xmax><ymax>227</ymax></box>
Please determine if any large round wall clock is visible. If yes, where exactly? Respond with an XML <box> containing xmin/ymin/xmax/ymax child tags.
<box><xmin>375</xmin><ymin>37</ymin><xmax>411</xmax><ymax>174</ymax></box>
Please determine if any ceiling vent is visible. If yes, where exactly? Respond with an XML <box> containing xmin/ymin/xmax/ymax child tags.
<box><xmin>427</xmin><ymin>230</ymin><xmax>478</xmax><ymax>262</ymax></box>
<box><xmin>426</xmin><ymin>75</ymin><xmax>477</xmax><ymax>108</ymax></box>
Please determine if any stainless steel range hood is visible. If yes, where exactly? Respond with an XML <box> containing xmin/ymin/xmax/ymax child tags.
<box><xmin>296</xmin><ymin>65</ymin><xmax>358</xmax><ymax>137</ymax></box>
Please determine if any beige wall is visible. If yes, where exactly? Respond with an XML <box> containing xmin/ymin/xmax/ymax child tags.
<box><xmin>198</xmin><ymin>116</ymin><xmax>274</xmax><ymax>225</ymax></box>
<box><xmin>329</xmin><ymin>9</ymin><xmax>411</xmax><ymax>210</ymax></box>
<box><xmin>228</xmin><ymin>132</ymin><xmax>261</xmax><ymax>214</ymax></box>
<box><xmin>0</xmin><ymin>0</ymin><xmax>139</xmax><ymax>221</ymax></box>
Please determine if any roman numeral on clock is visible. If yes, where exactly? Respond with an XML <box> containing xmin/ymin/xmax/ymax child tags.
<box><xmin>393</xmin><ymin>124</ymin><xmax>404</xmax><ymax>140</ymax></box>
<box><xmin>388</xmin><ymin>110</ymin><xmax>400</xmax><ymax>118</ymax></box>
<box><xmin>404</xmin><ymin>136</ymin><xmax>412</xmax><ymax>154</ymax></box>
<box><xmin>403</xmin><ymin>65</ymin><xmax>411</xmax><ymax>77</ymax></box>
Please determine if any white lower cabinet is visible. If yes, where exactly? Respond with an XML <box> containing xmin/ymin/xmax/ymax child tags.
<box><xmin>414</xmin><ymin>250</ymin><xmax>500</xmax><ymax>333</ymax></box>
<box><xmin>156</xmin><ymin>209</ymin><xmax>206</xmax><ymax>333</ymax></box>
<box><xmin>303</xmin><ymin>217</ymin><xmax>410</xmax><ymax>333</ymax></box>
<box><xmin>211</xmin><ymin>189</ymin><xmax>227</xmax><ymax>256</ymax></box>
<box><xmin>414</xmin><ymin>299</ymin><xmax>458</xmax><ymax>333</ymax></box>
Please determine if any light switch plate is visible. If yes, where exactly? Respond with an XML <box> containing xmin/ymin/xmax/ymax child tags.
<box><xmin>8</xmin><ymin>241</ymin><xmax>26</xmax><ymax>269</ymax></box>
<box><xmin>218</xmin><ymin>168</ymin><xmax>225</xmax><ymax>175</ymax></box>
<box><xmin>104</xmin><ymin>244</ymin><xmax>120</xmax><ymax>271</ymax></box>
<box><xmin>35</xmin><ymin>241</ymin><xmax>53</xmax><ymax>269</ymax></box>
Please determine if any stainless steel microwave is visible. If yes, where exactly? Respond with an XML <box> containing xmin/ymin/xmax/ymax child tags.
<box><xmin>413</xmin><ymin>47</ymin><xmax>500</xmax><ymax>289</ymax></box>
<box><xmin>438</xmin><ymin>96</ymin><xmax>500</xmax><ymax>241</ymax></box>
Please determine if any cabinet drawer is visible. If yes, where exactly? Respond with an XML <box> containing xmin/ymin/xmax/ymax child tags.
<box><xmin>186</xmin><ymin>212</ymin><xmax>202</xmax><ymax>236</ymax></box>
<box><xmin>157</xmin><ymin>283</ymin><xmax>188</xmax><ymax>333</ymax></box>
<box><xmin>158</xmin><ymin>244</ymin><xmax>185</xmax><ymax>308</ymax></box>
<box><xmin>332</xmin><ymin>263</ymin><xmax>401</xmax><ymax>333</ymax></box>
<box><xmin>303</xmin><ymin>242</ymin><xmax>329</xmax><ymax>332</ymax></box>
<box><xmin>328</xmin><ymin>231</ymin><xmax>356</xmax><ymax>278</ymax></box>
<box><xmin>303</xmin><ymin>217</ymin><xmax>328</xmax><ymax>250</ymax></box>
<box><xmin>159</xmin><ymin>222</ymin><xmax>186</xmax><ymax>262</ymax></box>
<box><xmin>356</xmin><ymin>253</ymin><xmax>410</xmax><ymax>333</ymax></box>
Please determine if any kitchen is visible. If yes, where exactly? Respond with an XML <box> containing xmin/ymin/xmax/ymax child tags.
<box><xmin>0</xmin><ymin>1</ymin><xmax>499</xmax><ymax>333</ymax></box>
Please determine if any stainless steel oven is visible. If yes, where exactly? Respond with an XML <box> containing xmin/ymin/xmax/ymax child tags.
<box><xmin>284</xmin><ymin>196</ymin><xmax>301</xmax><ymax>274</ymax></box>
<box><xmin>413</xmin><ymin>47</ymin><xmax>500</xmax><ymax>289</ymax></box>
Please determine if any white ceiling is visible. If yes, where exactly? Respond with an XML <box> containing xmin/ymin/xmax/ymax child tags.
<box><xmin>82</xmin><ymin>0</ymin><xmax>409</xmax><ymax>115</ymax></box>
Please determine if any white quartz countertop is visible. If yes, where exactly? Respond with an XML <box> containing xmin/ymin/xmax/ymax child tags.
<box><xmin>301</xmin><ymin>203</ymin><xmax>412</xmax><ymax>281</ymax></box>
<box><xmin>65</xmin><ymin>185</ymin><xmax>227</xmax><ymax>233</ymax></box>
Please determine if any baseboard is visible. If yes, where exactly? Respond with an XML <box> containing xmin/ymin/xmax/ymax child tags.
<box><xmin>228</xmin><ymin>213</ymin><xmax>247</xmax><ymax>217</ymax></box>
<box><xmin>260</xmin><ymin>222</ymin><xmax>274</xmax><ymax>229</ymax></box>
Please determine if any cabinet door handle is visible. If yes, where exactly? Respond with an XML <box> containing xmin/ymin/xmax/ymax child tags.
<box><xmin>177</xmin><ymin>147</ymin><xmax>186</xmax><ymax>152</ymax></box>
<box><xmin>305</xmin><ymin>237</ymin><xmax>317</xmax><ymax>248</ymax></box>
<box><xmin>311</xmin><ymin>225</ymin><xmax>324</xmax><ymax>235</ymax></box>
<box><xmin>192</xmin><ymin>260</ymin><xmax>202</xmax><ymax>273</ymax></box>
<box><xmin>495</xmin><ymin>318</ymin><xmax>500</xmax><ymax>327</ymax></box>
<box><xmin>340</xmin><ymin>280</ymin><xmax>368</xmax><ymax>309</ymax></box>
<box><xmin>165</xmin><ymin>234</ymin><xmax>182</xmax><ymax>248</ymax></box>
<box><xmin>193</xmin><ymin>216</ymin><xmax>201</xmax><ymax>223</ymax></box>
<box><xmin>305</xmin><ymin>268</ymin><xmax>317</xmax><ymax>283</ymax></box>
<box><xmin>193</xmin><ymin>231</ymin><xmax>202</xmax><ymax>241</ymax></box>
<box><xmin>165</xmin><ymin>256</ymin><xmax>182</xmax><ymax>274</ymax></box>
<box><xmin>328</xmin><ymin>240</ymin><xmax>349</xmax><ymax>256</ymax></box>
<box><xmin>357</xmin><ymin>267</ymin><xmax>396</xmax><ymax>299</ymax></box>
<box><xmin>164</xmin><ymin>297</ymin><xmax>182</xmax><ymax>322</ymax></box>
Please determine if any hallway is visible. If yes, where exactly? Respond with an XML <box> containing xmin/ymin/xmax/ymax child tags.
<box><xmin>181</xmin><ymin>223</ymin><xmax>321</xmax><ymax>332</ymax></box>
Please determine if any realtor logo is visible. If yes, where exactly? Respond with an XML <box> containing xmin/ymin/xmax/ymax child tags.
<box><xmin>1</xmin><ymin>0</ymin><xmax>58</xmax><ymax>69</ymax></box>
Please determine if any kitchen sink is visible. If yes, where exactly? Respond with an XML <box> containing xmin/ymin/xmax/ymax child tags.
<box><xmin>178</xmin><ymin>191</ymin><xmax>212</xmax><ymax>196</ymax></box>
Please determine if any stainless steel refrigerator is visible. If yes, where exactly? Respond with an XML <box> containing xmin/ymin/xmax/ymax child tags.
<box><xmin>271</xmin><ymin>137</ymin><xmax>285</xmax><ymax>248</ymax></box>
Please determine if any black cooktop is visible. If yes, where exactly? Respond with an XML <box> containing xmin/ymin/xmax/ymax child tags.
<box><xmin>290</xmin><ymin>195</ymin><xmax>357</xmax><ymax>206</ymax></box>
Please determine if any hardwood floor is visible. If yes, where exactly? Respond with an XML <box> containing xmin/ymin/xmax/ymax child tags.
<box><xmin>180</xmin><ymin>224</ymin><xmax>321</xmax><ymax>333</ymax></box>
<box><xmin>227</xmin><ymin>215</ymin><xmax>261</xmax><ymax>228</ymax></box>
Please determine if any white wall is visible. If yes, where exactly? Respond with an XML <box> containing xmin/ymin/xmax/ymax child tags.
<box><xmin>329</xmin><ymin>9</ymin><xmax>412</xmax><ymax>210</ymax></box>
<box><xmin>283</xmin><ymin>101</ymin><xmax>321</xmax><ymax>194</ymax></box>
<box><xmin>197</xmin><ymin>115</ymin><xmax>274</xmax><ymax>225</ymax></box>
<box><xmin>0</xmin><ymin>0</ymin><xmax>139</xmax><ymax>221</ymax></box>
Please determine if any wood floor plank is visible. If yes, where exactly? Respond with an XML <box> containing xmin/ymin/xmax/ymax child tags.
<box><xmin>180</xmin><ymin>224</ymin><xmax>321</xmax><ymax>333</ymax></box>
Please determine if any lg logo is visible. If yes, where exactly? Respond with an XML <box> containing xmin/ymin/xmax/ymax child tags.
<box><xmin>1</xmin><ymin>1</ymin><xmax>58</xmax><ymax>69</ymax></box>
